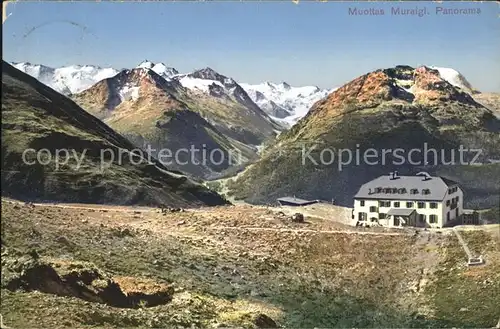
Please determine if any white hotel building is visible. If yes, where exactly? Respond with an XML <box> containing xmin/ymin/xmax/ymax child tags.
<box><xmin>353</xmin><ymin>172</ymin><xmax>463</xmax><ymax>228</ymax></box>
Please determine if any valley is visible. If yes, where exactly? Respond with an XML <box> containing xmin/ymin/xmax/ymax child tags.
<box><xmin>3</xmin><ymin>58</ymin><xmax>500</xmax><ymax>329</ymax></box>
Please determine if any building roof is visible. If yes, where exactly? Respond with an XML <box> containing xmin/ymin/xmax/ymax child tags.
<box><xmin>277</xmin><ymin>197</ymin><xmax>318</xmax><ymax>205</ymax></box>
<box><xmin>387</xmin><ymin>208</ymin><xmax>416</xmax><ymax>216</ymax></box>
<box><xmin>354</xmin><ymin>172</ymin><xmax>459</xmax><ymax>201</ymax></box>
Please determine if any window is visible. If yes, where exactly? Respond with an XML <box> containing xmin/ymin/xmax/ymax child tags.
<box><xmin>369</xmin><ymin>206</ymin><xmax>377</xmax><ymax>212</ymax></box>
<box><xmin>455</xmin><ymin>196</ymin><xmax>459</xmax><ymax>203</ymax></box>
<box><xmin>419</xmin><ymin>214</ymin><xmax>426</xmax><ymax>222</ymax></box>
<box><xmin>430</xmin><ymin>215</ymin><xmax>438</xmax><ymax>223</ymax></box>
<box><xmin>410</xmin><ymin>189</ymin><xmax>419</xmax><ymax>195</ymax></box>
<box><xmin>446</xmin><ymin>212</ymin><xmax>450</xmax><ymax>222</ymax></box>
<box><xmin>406</xmin><ymin>202</ymin><xmax>413</xmax><ymax>208</ymax></box>
<box><xmin>417</xmin><ymin>202</ymin><xmax>426</xmax><ymax>209</ymax></box>
<box><xmin>448</xmin><ymin>188</ymin><xmax>453</xmax><ymax>194</ymax></box>
<box><xmin>379</xmin><ymin>213</ymin><xmax>386</xmax><ymax>219</ymax></box>
<box><xmin>446</xmin><ymin>200</ymin><xmax>450</xmax><ymax>206</ymax></box>
<box><xmin>358</xmin><ymin>212</ymin><xmax>367</xmax><ymax>221</ymax></box>
<box><xmin>379</xmin><ymin>201</ymin><xmax>391</xmax><ymax>207</ymax></box>
<box><xmin>430</xmin><ymin>202</ymin><xmax>438</xmax><ymax>209</ymax></box>
<box><xmin>393</xmin><ymin>202</ymin><xmax>400</xmax><ymax>208</ymax></box>
<box><xmin>422</xmin><ymin>189</ymin><xmax>431</xmax><ymax>195</ymax></box>
<box><xmin>360</xmin><ymin>200</ymin><xmax>365</xmax><ymax>206</ymax></box>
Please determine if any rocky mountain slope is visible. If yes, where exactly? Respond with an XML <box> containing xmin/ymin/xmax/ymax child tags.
<box><xmin>171</xmin><ymin>67</ymin><xmax>283</xmax><ymax>142</ymax></box>
<box><xmin>1</xmin><ymin>61</ymin><xmax>227</xmax><ymax>206</ymax></box>
<box><xmin>72</xmin><ymin>63</ymin><xmax>278</xmax><ymax>179</ymax></box>
<box><xmin>240</xmin><ymin>82</ymin><xmax>333</xmax><ymax>125</ymax></box>
<box><xmin>227</xmin><ymin>65</ymin><xmax>500</xmax><ymax>207</ymax></box>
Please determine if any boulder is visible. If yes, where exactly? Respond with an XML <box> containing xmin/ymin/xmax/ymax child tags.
<box><xmin>290</xmin><ymin>213</ymin><xmax>304</xmax><ymax>223</ymax></box>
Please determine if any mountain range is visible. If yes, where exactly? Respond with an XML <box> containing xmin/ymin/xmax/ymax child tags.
<box><xmin>8</xmin><ymin>60</ymin><xmax>500</xmax><ymax>207</ymax></box>
<box><xmin>12</xmin><ymin>61</ymin><xmax>333</xmax><ymax>126</ymax></box>
<box><xmin>1</xmin><ymin>60</ymin><xmax>227</xmax><ymax>206</ymax></box>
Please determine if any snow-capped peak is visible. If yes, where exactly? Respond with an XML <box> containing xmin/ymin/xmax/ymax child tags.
<box><xmin>240</xmin><ymin>81</ymin><xmax>333</xmax><ymax>125</ymax></box>
<box><xmin>278</xmin><ymin>82</ymin><xmax>291</xmax><ymax>90</ymax></box>
<box><xmin>428</xmin><ymin>66</ymin><xmax>475</xmax><ymax>94</ymax></box>
<box><xmin>175</xmin><ymin>67</ymin><xmax>237</xmax><ymax>94</ymax></box>
<box><xmin>188</xmin><ymin>67</ymin><xmax>226</xmax><ymax>83</ymax></box>
<box><xmin>135</xmin><ymin>61</ymin><xmax>179</xmax><ymax>80</ymax></box>
<box><xmin>137</xmin><ymin>60</ymin><xmax>154</xmax><ymax>69</ymax></box>
<box><xmin>12</xmin><ymin>62</ymin><xmax>119</xmax><ymax>94</ymax></box>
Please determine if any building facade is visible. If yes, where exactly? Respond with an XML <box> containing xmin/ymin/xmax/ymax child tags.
<box><xmin>353</xmin><ymin>172</ymin><xmax>463</xmax><ymax>228</ymax></box>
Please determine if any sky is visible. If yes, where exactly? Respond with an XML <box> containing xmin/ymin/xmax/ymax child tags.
<box><xmin>2</xmin><ymin>1</ymin><xmax>499</xmax><ymax>91</ymax></box>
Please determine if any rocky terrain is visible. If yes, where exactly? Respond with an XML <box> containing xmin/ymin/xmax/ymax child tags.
<box><xmin>1</xmin><ymin>61</ymin><xmax>227</xmax><ymax>207</ymax></box>
<box><xmin>1</xmin><ymin>198</ymin><xmax>499</xmax><ymax>328</ymax></box>
<box><xmin>227</xmin><ymin>65</ymin><xmax>500</xmax><ymax>207</ymax></box>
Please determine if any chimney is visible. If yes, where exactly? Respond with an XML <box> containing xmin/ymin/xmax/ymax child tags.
<box><xmin>369</xmin><ymin>188</ymin><xmax>373</xmax><ymax>194</ymax></box>
<box><xmin>394</xmin><ymin>171</ymin><xmax>399</xmax><ymax>178</ymax></box>
<box><xmin>389</xmin><ymin>172</ymin><xmax>394</xmax><ymax>180</ymax></box>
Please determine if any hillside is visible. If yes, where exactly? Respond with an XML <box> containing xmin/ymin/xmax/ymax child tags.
<box><xmin>227</xmin><ymin>65</ymin><xmax>500</xmax><ymax>207</ymax></box>
<box><xmin>2</xmin><ymin>200</ymin><xmax>499</xmax><ymax>328</ymax></box>
<box><xmin>473</xmin><ymin>92</ymin><xmax>500</xmax><ymax>118</ymax></box>
<box><xmin>72</xmin><ymin>65</ymin><xmax>278</xmax><ymax>179</ymax></box>
<box><xmin>1</xmin><ymin>61</ymin><xmax>227</xmax><ymax>207</ymax></box>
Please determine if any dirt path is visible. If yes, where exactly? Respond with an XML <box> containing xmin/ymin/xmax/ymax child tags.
<box><xmin>2</xmin><ymin>198</ymin><xmax>156</xmax><ymax>213</ymax></box>
<box><xmin>206</xmin><ymin>225</ymin><xmax>412</xmax><ymax>236</ymax></box>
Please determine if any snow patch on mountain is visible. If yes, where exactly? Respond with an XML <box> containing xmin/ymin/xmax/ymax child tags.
<box><xmin>118</xmin><ymin>85</ymin><xmax>140</xmax><ymax>102</ymax></box>
<box><xmin>429</xmin><ymin>66</ymin><xmax>475</xmax><ymax>93</ymax></box>
<box><xmin>12</xmin><ymin>62</ymin><xmax>119</xmax><ymax>95</ymax></box>
<box><xmin>177</xmin><ymin>76</ymin><xmax>225</xmax><ymax>93</ymax></box>
<box><xmin>240</xmin><ymin>82</ymin><xmax>334</xmax><ymax>125</ymax></box>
